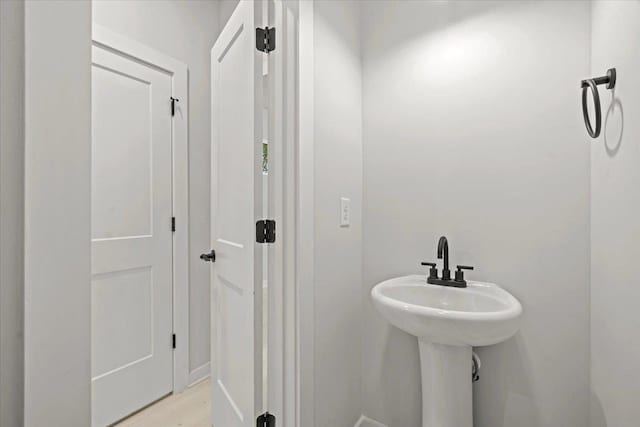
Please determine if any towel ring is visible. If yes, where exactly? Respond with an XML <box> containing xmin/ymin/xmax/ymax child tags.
<box><xmin>581</xmin><ymin>68</ymin><xmax>616</xmax><ymax>138</ymax></box>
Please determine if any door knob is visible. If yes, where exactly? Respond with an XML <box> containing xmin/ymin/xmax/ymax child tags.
<box><xmin>200</xmin><ymin>250</ymin><xmax>216</xmax><ymax>263</ymax></box>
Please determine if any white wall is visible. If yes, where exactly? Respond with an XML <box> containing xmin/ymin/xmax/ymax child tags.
<box><xmin>312</xmin><ymin>1</ymin><xmax>363</xmax><ymax>426</ymax></box>
<box><xmin>0</xmin><ymin>1</ymin><xmax>25</xmax><ymax>425</ymax></box>
<box><xmin>92</xmin><ymin>0</ymin><xmax>220</xmax><ymax>382</ymax></box>
<box><xmin>23</xmin><ymin>1</ymin><xmax>92</xmax><ymax>425</ymax></box>
<box><xmin>361</xmin><ymin>1</ymin><xmax>591</xmax><ymax>426</ymax></box>
<box><xmin>590</xmin><ymin>2</ymin><xmax>640</xmax><ymax>426</ymax></box>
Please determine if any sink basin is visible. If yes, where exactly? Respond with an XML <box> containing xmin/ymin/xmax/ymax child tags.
<box><xmin>371</xmin><ymin>275</ymin><xmax>522</xmax><ymax>427</ymax></box>
<box><xmin>371</xmin><ymin>274</ymin><xmax>522</xmax><ymax>346</ymax></box>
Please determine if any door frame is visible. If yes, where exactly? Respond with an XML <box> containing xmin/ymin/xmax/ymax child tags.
<box><xmin>278</xmin><ymin>1</ymin><xmax>314</xmax><ymax>425</ymax></box>
<box><xmin>210</xmin><ymin>1</ymin><xmax>303</xmax><ymax>424</ymax></box>
<box><xmin>265</xmin><ymin>1</ymin><xmax>308</xmax><ymax>426</ymax></box>
<box><xmin>294</xmin><ymin>1</ymin><xmax>314</xmax><ymax>424</ymax></box>
<box><xmin>91</xmin><ymin>25</ymin><xmax>192</xmax><ymax>393</ymax></box>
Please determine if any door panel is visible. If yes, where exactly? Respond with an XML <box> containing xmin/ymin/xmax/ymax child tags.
<box><xmin>92</xmin><ymin>266</ymin><xmax>153</xmax><ymax>377</ymax></box>
<box><xmin>92</xmin><ymin>64</ymin><xmax>152</xmax><ymax>239</ymax></box>
<box><xmin>210</xmin><ymin>1</ymin><xmax>265</xmax><ymax>426</ymax></box>
<box><xmin>91</xmin><ymin>43</ymin><xmax>173</xmax><ymax>427</ymax></box>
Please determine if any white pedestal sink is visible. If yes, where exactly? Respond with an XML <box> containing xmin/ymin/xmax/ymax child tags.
<box><xmin>371</xmin><ymin>275</ymin><xmax>522</xmax><ymax>427</ymax></box>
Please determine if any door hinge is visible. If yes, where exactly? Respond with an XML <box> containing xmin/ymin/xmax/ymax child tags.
<box><xmin>256</xmin><ymin>219</ymin><xmax>276</xmax><ymax>244</ymax></box>
<box><xmin>256</xmin><ymin>27</ymin><xmax>276</xmax><ymax>53</ymax></box>
<box><xmin>256</xmin><ymin>412</ymin><xmax>275</xmax><ymax>427</ymax></box>
<box><xmin>170</xmin><ymin>97</ymin><xmax>179</xmax><ymax>116</ymax></box>
<box><xmin>172</xmin><ymin>217</ymin><xmax>176</xmax><ymax>232</ymax></box>
<box><xmin>172</xmin><ymin>334</ymin><xmax>176</xmax><ymax>349</ymax></box>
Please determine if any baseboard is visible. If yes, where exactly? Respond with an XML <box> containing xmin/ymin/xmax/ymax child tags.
<box><xmin>188</xmin><ymin>362</ymin><xmax>210</xmax><ymax>386</ymax></box>
<box><xmin>354</xmin><ymin>415</ymin><xmax>388</xmax><ymax>427</ymax></box>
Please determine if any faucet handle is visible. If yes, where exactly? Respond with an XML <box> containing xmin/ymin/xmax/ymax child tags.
<box><xmin>454</xmin><ymin>265</ymin><xmax>474</xmax><ymax>283</ymax></box>
<box><xmin>421</xmin><ymin>262</ymin><xmax>438</xmax><ymax>279</ymax></box>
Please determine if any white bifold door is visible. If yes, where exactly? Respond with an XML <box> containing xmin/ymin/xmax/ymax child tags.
<box><xmin>91</xmin><ymin>42</ymin><xmax>173</xmax><ymax>426</ymax></box>
<box><xmin>209</xmin><ymin>1</ymin><xmax>269</xmax><ymax>427</ymax></box>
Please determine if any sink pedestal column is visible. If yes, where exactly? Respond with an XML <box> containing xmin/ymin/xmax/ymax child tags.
<box><xmin>418</xmin><ymin>340</ymin><xmax>472</xmax><ymax>427</ymax></box>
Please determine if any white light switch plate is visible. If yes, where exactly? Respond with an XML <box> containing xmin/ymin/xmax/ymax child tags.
<box><xmin>340</xmin><ymin>197</ymin><xmax>351</xmax><ymax>227</ymax></box>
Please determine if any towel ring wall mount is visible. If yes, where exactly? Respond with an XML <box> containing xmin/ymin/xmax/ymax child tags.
<box><xmin>581</xmin><ymin>68</ymin><xmax>616</xmax><ymax>138</ymax></box>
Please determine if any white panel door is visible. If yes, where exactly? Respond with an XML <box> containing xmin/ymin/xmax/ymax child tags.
<box><xmin>210</xmin><ymin>1</ymin><xmax>265</xmax><ymax>427</ymax></box>
<box><xmin>91</xmin><ymin>43</ymin><xmax>173</xmax><ymax>427</ymax></box>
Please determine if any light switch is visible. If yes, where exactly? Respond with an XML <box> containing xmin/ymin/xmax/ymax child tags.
<box><xmin>340</xmin><ymin>197</ymin><xmax>351</xmax><ymax>227</ymax></box>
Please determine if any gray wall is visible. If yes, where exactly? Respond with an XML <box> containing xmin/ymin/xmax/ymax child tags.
<box><xmin>0</xmin><ymin>1</ymin><xmax>25</xmax><ymax>426</ymax></box>
<box><xmin>218</xmin><ymin>0</ymin><xmax>240</xmax><ymax>31</ymax></box>
<box><xmin>590</xmin><ymin>1</ymin><xmax>640</xmax><ymax>426</ymax></box>
<box><xmin>23</xmin><ymin>1</ymin><xmax>92</xmax><ymax>425</ymax></box>
<box><xmin>361</xmin><ymin>1</ymin><xmax>591</xmax><ymax>426</ymax></box>
<box><xmin>313</xmin><ymin>1</ymin><xmax>363</xmax><ymax>426</ymax></box>
<box><xmin>92</xmin><ymin>0</ymin><xmax>220</xmax><ymax>381</ymax></box>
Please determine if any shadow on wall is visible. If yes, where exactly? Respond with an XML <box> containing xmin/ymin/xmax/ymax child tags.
<box><xmin>381</xmin><ymin>327</ymin><xmax>421</xmax><ymax>425</ymax></box>
<box><xmin>603</xmin><ymin>90</ymin><xmax>624</xmax><ymax>157</ymax></box>
<box><xmin>378</xmin><ymin>327</ymin><xmax>540</xmax><ymax>427</ymax></box>
<box><xmin>474</xmin><ymin>335</ymin><xmax>539</xmax><ymax>427</ymax></box>
<box><xmin>590</xmin><ymin>391</ymin><xmax>608</xmax><ymax>427</ymax></box>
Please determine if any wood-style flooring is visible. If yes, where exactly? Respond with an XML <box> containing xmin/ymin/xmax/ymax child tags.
<box><xmin>114</xmin><ymin>379</ymin><xmax>210</xmax><ymax>427</ymax></box>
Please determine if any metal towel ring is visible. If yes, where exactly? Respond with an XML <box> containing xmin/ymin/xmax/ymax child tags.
<box><xmin>581</xmin><ymin>68</ymin><xmax>616</xmax><ymax>138</ymax></box>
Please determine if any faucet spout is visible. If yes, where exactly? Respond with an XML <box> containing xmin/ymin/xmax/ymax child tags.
<box><xmin>426</xmin><ymin>235</ymin><xmax>468</xmax><ymax>287</ymax></box>
<box><xmin>437</xmin><ymin>236</ymin><xmax>450</xmax><ymax>280</ymax></box>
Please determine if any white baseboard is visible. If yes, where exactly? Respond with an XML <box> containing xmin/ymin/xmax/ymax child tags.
<box><xmin>354</xmin><ymin>415</ymin><xmax>388</xmax><ymax>427</ymax></box>
<box><xmin>188</xmin><ymin>362</ymin><xmax>210</xmax><ymax>386</ymax></box>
